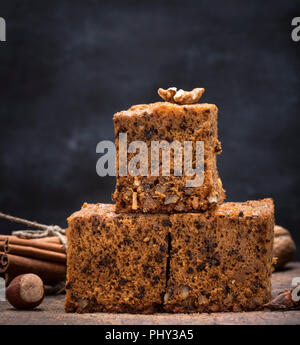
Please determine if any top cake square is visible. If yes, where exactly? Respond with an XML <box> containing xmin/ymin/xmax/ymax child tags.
<box><xmin>112</xmin><ymin>102</ymin><xmax>225</xmax><ymax>213</ymax></box>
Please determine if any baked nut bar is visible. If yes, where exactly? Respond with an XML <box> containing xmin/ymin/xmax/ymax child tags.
<box><xmin>112</xmin><ymin>102</ymin><xmax>225</xmax><ymax>213</ymax></box>
<box><xmin>164</xmin><ymin>199</ymin><xmax>274</xmax><ymax>312</ymax></box>
<box><xmin>65</xmin><ymin>203</ymin><xmax>169</xmax><ymax>313</ymax></box>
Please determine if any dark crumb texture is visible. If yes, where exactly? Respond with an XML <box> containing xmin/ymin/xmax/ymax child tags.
<box><xmin>164</xmin><ymin>199</ymin><xmax>275</xmax><ymax>313</ymax></box>
<box><xmin>65</xmin><ymin>203</ymin><xmax>169</xmax><ymax>313</ymax></box>
<box><xmin>65</xmin><ymin>199</ymin><xmax>274</xmax><ymax>314</ymax></box>
<box><xmin>112</xmin><ymin>102</ymin><xmax>225</xmax><ymax>213</ymax></box>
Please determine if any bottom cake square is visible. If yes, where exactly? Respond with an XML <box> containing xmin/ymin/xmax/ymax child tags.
<box><xmin>164</xmin><ymin>199</ymin><xmax>274</xmax><ymax>312</ymax></box>
<box><xmin>65</xmin><ymin>203</ymin><xmax>169</xmax><ymax>313</ymax></box>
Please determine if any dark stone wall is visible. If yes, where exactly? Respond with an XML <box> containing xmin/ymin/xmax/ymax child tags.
<box><xmin>0</xmin><ymin>1</ymin><xmax>299</xmax><ymax>258</ymax></box>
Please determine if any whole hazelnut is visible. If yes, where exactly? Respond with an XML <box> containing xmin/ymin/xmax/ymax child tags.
<box><xmin>6</xmin><ymin>273</ymin><xmax>45</xmax><ymax>309</ymax></box>
<box><xmin>273</xmin><ymin>225</ymin><xmax>296</xmax><ymax>269</ymax></box>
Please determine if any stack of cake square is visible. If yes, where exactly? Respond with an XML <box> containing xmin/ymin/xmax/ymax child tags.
<box><xmin>65</xmin><ymin>93</ymin><xmax>274</xmax><ymax>313</ymax></box>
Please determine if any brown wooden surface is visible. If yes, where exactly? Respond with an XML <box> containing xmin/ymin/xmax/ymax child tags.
<box><xmin>0</xmin><ymin>262</ymin><xmax>300</xmax><ymax>325</ymax></box>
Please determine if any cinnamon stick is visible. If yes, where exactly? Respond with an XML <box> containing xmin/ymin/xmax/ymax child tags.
<box><xmin>3</xmin><ymin>253</ymin><xmax>66</xmax><ymax>285</ymax></box>
<box><xmin>0</xmin><ymin>235</ymin><xmax>65</xmax><ymax>253</ymax></box>
<box><xmin>0</xmin><ymin>242</ymin><xmax>66</xmax><ymax>263</ymax></box>
<box><xmin>0</xmin><ymin>238</ymin><xmax>9</xmax><ymax>252</ymax></box>
<box><xmin>0</xmin><ymin>252</ymin><xmax>9</xmax><ymax>273</ymax></box>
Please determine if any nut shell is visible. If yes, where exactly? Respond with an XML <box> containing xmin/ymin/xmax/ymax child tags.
<box><xmin>6</xmin><ymin>273</ymin><xmax>45</xmax><ymax>309</ymax></box>
<box><xmin>273</xmin><ymin>225</ymin><xmax>296</xmax><ymax>269</ymax></box>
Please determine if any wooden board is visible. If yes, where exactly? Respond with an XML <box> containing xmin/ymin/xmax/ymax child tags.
<box><xmin>0</xmin><ymin>262</ymin><xmax>299</xmax><ymax>325</ymax></box>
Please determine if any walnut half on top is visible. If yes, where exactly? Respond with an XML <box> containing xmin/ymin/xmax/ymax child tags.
<box><xmin>158</xmin><ymin>87</ymin><xmax>205</xmax><ymax>105</ymax></box>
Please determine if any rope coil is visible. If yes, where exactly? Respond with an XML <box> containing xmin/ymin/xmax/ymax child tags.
<box><xmin>0</xmin><ymin>212</ymin><xmax>67</xmax><ymax>249</ymax></box>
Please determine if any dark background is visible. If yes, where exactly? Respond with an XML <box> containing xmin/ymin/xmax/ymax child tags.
<box><xmin>0</xmin><ymin>1</ymin><xmax>299</xmax><ymax>259</ymax></box>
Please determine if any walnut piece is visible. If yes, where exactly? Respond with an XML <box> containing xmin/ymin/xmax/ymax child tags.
<box><xmin>208</xmin><ymin>193</ymin><xmax>219</xmax><ymax>204</ymax></box>
<box><xmin>191</xmin><ymin>196</ymin><xmax>199</xmax><ymax>209</ymax></box>
<box><xmin>158</xmin><ymin>87</ymin><xmax>205</xmax><ymax>105</ymax></box>
<box><xmin>179</xmin><ymin>285</ymin><xmax>190</xmax><ymax>299</ymax></box>
<box><xmin>164</xmin><ymin>194</ymin><xmax>179</xmax><ymax>205</ymax></box>
<box><xmin>157</xmin><ymin>87</ymin><xmax>177</xmax><ymax>103</ymax></box>
<box><xmin>132</xmin><ymin>192</ymin><xmax>138</xmax><ymax>210</ymax></box>
<box><xmin>163</xmin><ymin>292</ymin><xmax>170</xmax><ymax>304</ymax></box>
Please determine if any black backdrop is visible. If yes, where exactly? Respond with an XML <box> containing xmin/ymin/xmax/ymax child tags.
<box><xmin>0</xmin><ymin>1</ymin><xmax>299</xmax><ymax>259</ymax></box>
